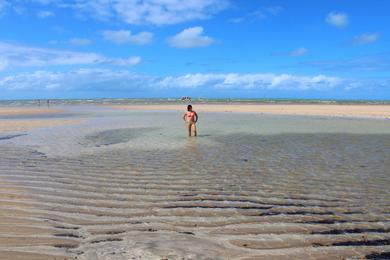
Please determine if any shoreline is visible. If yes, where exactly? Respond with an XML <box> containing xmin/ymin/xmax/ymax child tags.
<box><xmin>0</xmin><ymin>104</ymin><xmax>388</xmax><ymax>134</ymax></box>
<box><xmin>0</xmin><ymin>119</ymin><xmax>83</xmax><ymax>133</ymax></box>
<box><xmin>105</xmin><ymin>104</ymin><xmax>390</xmax><ymax>119</ymax></box>
<box><xmin>1</xmin><ymin>98</ymin><xmax>389</xmax><ymax>106</ymax></box>
<box><xmin>0</xmin><ymin>107</ymin><xmax>65</xmax><ymax>116</ymax></box>
<box><xmin>0</xmin><ymin>107</ymin><xmax>82</xmax><ymax>133</ymax></box>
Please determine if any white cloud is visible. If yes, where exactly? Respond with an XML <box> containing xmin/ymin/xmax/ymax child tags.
<box><xmin>159</xmin><ymin>73</ymin><xmax>218</xmax><ymax>88</ymax></box>
<box><xmin>231</xmin><ymin>6</ymin><xmax>283</xmax><ymax>23</ymax></box>
<box><xmin>0</xmin><ymin>70</ymin><xmax>346</xmax><ymax>92</ymax></box>
<box><xmin>326</xmin><ymin>12</ymin><xmax>348</xmax><ymax>28</ymax></box>
<box><xmin>2</xmin><ymin>69</ymin><xmax>381</xmax><ymax>96</ymax></box>
<box><xmin>129</xmin><ymin>31</ymin><xmax>153</xmax><ymax>45</ymax></box>
<box><xmin>302</xmin><ymin>53</ymin><xmax>390</xmax><ymax>72</ymax></box>
<box><xmin>114</xmin><ymin>0</ymin><xmax>228</xmax><ymax>25</ymax></box>
<box><xmin>111</xmin><ymin>56</ymin><xmax>141</xmax><ymax>66</ymax></box>
<box><xmin>0</xmin><ymin>58</ymin><xmax>9</xmax><ymax>70</ymax></box>
<box><xmin>229</xmin><ymin>17</ymin><xmax>245</xmax><ymax>24</ymax></box>
<box><xmin>48</xmin><ymin>40</ymin><xmax>58</xmax><ymax>45</ymax></box>
<box><xmin>0</xmin><ymin>0</ymin><xmax>10</xmax><ymax>16</ymax></box>
<box><xmin>32</xmin><ymin>0</ymin><xmax>61</xmax><ymax>4</ymax></box>
<box><xmin>289</xmin><ymin>47</ymin><xmax>307</xmax><ymax>57</ymax></box>
<box><xmin>69</xmin><ymin>38</ymin><xmax>92</xmax><ymax>46</ymax></box>
<box><xmin>168</xmin><ymin>27</ymin><xmax>214</xmax><ymax>48</ymax></box>
<box><xmin>353</xmin><ymin>33</ymin><xmax>379</xmax><ymax>45</ymax></box>
<box><xmin>4</xmin><ymin>0</ymin><xmax>229</xmax><ymax>25</ymax></box>
<box><xmin>158</xmin><ymin>73</ymin><xmax>342</xmax><ymax>90</ymax></box>
<box><xmin>0</xmin><ymin>41</ymin><xmax>141</xmax><ymax>70</ymax></box>
<box><xmin>0</xmin><ymin>69</ymin><xmax>153</xmax><ymax>91</ymax></box>
<box><xmin>63</xmin><ymin>0</ymin><xmax>229</xmax><ymax>25</ymax></box>
<box><xmin>102</xmin><ymin>30</ymin><xmax>131</xmax><ymax>44</ymax></box>
<box><xmin>102</xmin><ymin>30</ymin><xmax>153</xmax><ymax>45</ymax></box>
<box><xmin>264</xmin><ymin>6</ymin><xmax>283</xmax><ymax>16</ymax></box>
<box><xmin>36</xmin><ymin>10</ymin><xmax>54</xmax><ymax>18</ymax></box>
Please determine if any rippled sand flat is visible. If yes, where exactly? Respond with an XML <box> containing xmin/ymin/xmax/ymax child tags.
<box><xmin>0</xmin><ymin>106</ymin><xmax>389</xmax><ymax>259</ymax></box>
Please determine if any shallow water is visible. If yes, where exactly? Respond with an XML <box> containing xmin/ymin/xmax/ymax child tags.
<box><xmin>0</xmin><ymin>113</ymin><xmax>77</xmax><ymax>120</ymax></box>
<box><xmin>1</xmin><ymin>98</ymin><xmax>389</xmax><ymax>106</ymax></box>
<box><xmin>0</xmin><ymin>106</ymin><xmax>389</xmax><ymax>259</ymax></box>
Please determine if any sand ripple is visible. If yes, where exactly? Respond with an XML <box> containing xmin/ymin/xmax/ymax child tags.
<box><xmin>1</xmin><ymin>131</ymin><xmax>390</xmax><ymax>259</ymax></box>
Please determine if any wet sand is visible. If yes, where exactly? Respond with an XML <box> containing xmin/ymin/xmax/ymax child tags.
<box><xmin>0</xmin><ymin>177</ymin><xmax>77</xmax><ymax>259</ymax></box>
<box><xmin>0</xmin><ymin>107</ymin><xmax>65</xmax><ymax>116</ymax></box>
<box><xmin>107</xmin><ymin>104</ymin><xmax>390</xmax><ymax>119</ymax></box>
<box><xmin>0</xmin><ymin>119</ymin><xmax>83</xmax><ymax>133</ymax></box>
<box><xmin>0</xmin><ymin>107</ymin><xmax>82</xmax><ymax>133</ymax></box>
<box><xmin>0</xmin><ymin>105</ymin><xmax>389</xmax><ymax>259</ymax></box>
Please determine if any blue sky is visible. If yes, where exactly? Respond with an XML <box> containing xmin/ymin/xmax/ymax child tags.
<box><xmin>0</xmin><ymin>0</ymin><xmax>389</xmax><ymax>100</ymax></box>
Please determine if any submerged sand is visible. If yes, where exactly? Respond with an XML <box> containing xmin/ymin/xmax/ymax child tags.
<box><xmin>0</xmin><ymin>177</ymin><xmax>78</xmax><ymax>259</ymax></box>
<box><xmin>0</xmin><ymin>105</ymin><xmax>389</xmax><ymax>259</ymax></box>
<box><xmin>107</xmin><ymin>104</ymin><xmax>390</xmax><ymax>119</ymax></box>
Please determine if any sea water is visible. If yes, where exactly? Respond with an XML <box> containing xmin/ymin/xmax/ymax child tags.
<box><xmin>0</xmin><ymin>106</ymin><xmax>389</xmax><ymax>259</ymax></box>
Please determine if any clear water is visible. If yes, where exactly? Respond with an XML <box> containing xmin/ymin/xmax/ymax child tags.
<box><xmin>0</xmin><ymin>106</ymin><xmax>390</xmax><ymax>259</ymax></box>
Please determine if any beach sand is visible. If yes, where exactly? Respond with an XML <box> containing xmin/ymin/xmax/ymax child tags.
<box><xmin>0</xmin><ymin>119</ymin><xmax>83</xmax><ymax>133</ymax></box>
<box><xmin>0</xmin><ymin>177</ymin><xmax>78</xmax><ymax>259</ymax></box>
<box><xmin>107</xmin><ymin>104</ymin><xmax>390</xmax><ymax>119</ymax></box>
<box><xmin>0</xmin><ymin>105</ymin><xmax>389</xmax><ymax>259</ymax></box>
<box><xmin>0</xmin><ymin>107</ymin><xmax>65</xmax><ymax>116</ymax></box>
<box><xmin>0</xmin><ymin>107</ymin><xmax>82</xmax><ymax>133</ymax></box>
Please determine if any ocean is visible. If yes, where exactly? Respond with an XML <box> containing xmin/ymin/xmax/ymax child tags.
<box><xmin>0</xmin><ymin>97</ymin><xmax>389</xmax><ymax>106</ymax></box>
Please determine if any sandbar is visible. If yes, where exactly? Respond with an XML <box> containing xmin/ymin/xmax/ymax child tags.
<box><xmin>0</xmin><ymin>107</ymin><xmax>65</xmax><ymax>116</ymax></box>
<box><xmin>0</xmin><ymin>107</ymin><xmax>82</xmax><ymax>133</ymax></box>
<box><xmin>0</xmin><ymin>119</ymin><xmax>82</xmax><ymax>133</ymax></box>
<box><xmin>106</xmin><ymin>104</ymin><xmax>390</xmax><ymax>119</ymax></box>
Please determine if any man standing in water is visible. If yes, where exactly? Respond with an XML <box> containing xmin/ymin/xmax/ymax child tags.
<box><xmin>183</xmin><ymin>105</ymin><xmax>198</xmax><ymax>137</ymax></box>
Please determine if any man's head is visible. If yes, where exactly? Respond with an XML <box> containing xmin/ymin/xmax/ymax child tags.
<box><xmin>187</xmin><ymin>105</ymin><xmax>192</xmax><ymax>111</ymax></box>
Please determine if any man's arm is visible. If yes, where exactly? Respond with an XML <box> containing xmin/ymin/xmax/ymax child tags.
<box><xmin>194</xmin><ymin>112</ymin><xmax>198</xmax><ymax>123</ymax></box>
<box><xmin>183</xmin><ymin>113</ymin><xmax>187</xmax><ymax>121</ymax></box>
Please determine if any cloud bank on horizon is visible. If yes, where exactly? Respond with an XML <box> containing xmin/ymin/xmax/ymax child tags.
<box><xmin>0</xmin><ymin>0</ymin><xmax>389</xmax><ymax>99</ymax></box>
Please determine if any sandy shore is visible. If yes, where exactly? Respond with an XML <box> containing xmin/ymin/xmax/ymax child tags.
<box><xmin>107</xmin><ymin>104</ymin><xmax>390</xmax><ymax>119</ymax></box>
<box><xmin>0</xmin><ymin>107</ymin><xmax>65</xmax><ymax>116</ymax></box>
<box><xmin>0</xmin><ymin>107</ymin><xmax>82</xmax><ymax>133</ymax></box>
<box><xmin>0</xmin><ymin>119</ymin><xmax>82</xmax><ymax>133</ymax></box>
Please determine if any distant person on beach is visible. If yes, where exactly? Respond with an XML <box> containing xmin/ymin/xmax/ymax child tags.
<box><xmin>183</xmin><ymin>105</ymin><xmax>198</xmax><ymax>137</ymax></box>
